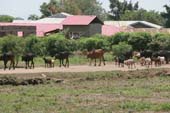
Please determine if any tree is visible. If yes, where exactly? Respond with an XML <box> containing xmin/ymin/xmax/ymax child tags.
<box><xmin>40</xmin><ymin>0</ymin><xmax>106</xmax><ymax>20</ymax></box>
<box><xmin>0</xmin><ymin>15</ymin><xmax>14</xmax><ymax>22</ymax></box>
<box><xmin>109</xmin><ymin>0</ymin><xmax>139</xmax><ymax>20</ymax></box>
<box><xmin>28</xmin><ymin>14</ymin><xmax>39</xmax><ymax>20</ymax></box>
<box><xmin>121</xmin><ymin>9</ymin><xmax>165</xmax><ymax>26</ymax></box>
<box><xmin>161</xmin><ymin>4</ymin><xmax>170</xmax><ymax>27</ymax></box>
<box><xmin>112</xmin><ymin>42</ymin><xmax>132</xmax><ymax>57</ymax></box>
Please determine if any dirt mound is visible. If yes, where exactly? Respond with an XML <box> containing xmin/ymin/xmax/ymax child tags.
<box><xmin>0</xmin><ymin>76</ymin><xmax>64</xmax><ymax>86</ymax></box>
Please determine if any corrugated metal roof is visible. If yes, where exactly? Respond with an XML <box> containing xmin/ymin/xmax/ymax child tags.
<box><xmin>104</xmin><ymin>21</ymin><xmax>162</xmax><ymax>29</ymax></box>
<box><xmin>62</xmin><ymin>16</ymin><xmax>97</xmax><ymax>25</ymax></box>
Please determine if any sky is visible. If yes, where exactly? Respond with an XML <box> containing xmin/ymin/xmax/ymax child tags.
<box><xmin>0</xmin><ymin>0</ymin><xmax>169</xmax><ymax>19</ymax></box>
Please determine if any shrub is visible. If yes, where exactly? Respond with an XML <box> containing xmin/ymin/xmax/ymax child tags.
<box><xmin>112</xmin><ymin>42</ymin><xmax>132</xmax><ymax>56</ymax></box>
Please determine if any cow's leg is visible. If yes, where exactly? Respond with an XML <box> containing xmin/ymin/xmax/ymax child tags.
<box><xmin>89</xmin><ymin>59</ymin><xmax>92</xmax><ymax>66</ymax></box>
<box><xmin>32</xmin><ymin>60</ymin><xmax>34</xmax><ymax>69</ymax></box>
<box><xmin>4</xmin><ymin>61</ymin><xmax>7</xmax><ymax>70</ymax></box>
<box><xmin>99</xmin><ymin>58</ymin><xmax>101</xmax><ymax>66</ymax></box>
<box><xmin>66</xmin><ymin>58</ymin><xmax>69</xmax><ymax>68</ymax></box>
<box><xmin>94</xmin><ymin>59</ymin><xmax>97</xmax><ymax>66</ymax></box>
<box><xmin>59</xmin><ymin>60</ymin><xmax>61</xmax><ymax>67</ymax></box>
<box><xmin>25</xmin><ymin>62</ymin><xmax>27</xmax><ymax>69</ymax></box>
<box><xmin>102</xmin><ymin>56</ymin><xmax>105</xmax><ymax>65</ymax></box>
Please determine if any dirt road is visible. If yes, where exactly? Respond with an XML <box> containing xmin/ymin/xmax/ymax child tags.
<box><xmin>0</xmin><ymin>64</ymin><xmax>170</xmax><ymax>74</ymax></box>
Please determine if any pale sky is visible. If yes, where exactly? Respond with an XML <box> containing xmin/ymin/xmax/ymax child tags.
<box><xmin>0</xmin><ymin>0</ymin><xmax>169</xmax><ymax>19</ymax></box>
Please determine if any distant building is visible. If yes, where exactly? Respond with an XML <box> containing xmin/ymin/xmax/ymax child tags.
<box><xmin>62</xmin><ymin>15</ymin><xmax>103</xmax><ymax>39</ymax></box>
<box><xmin>104</xmin><ymin>21</ymin><xmax>162</xmax><ymax>29</ymax></box>
<box><xmin>102</xmin><ymin>21</ymin><xmax>163</xmax><ymax>36</ymax></box>
<box><xmin>0</xmin><ymin>12</ymin><xmax>71</xmax><ymax>37</ymax></box>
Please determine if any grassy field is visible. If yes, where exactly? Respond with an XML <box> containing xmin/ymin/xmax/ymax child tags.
<box><xmin>0</xmin><ymin>69</ymin><xmax>170</xmax><ymax>113</ymax></box>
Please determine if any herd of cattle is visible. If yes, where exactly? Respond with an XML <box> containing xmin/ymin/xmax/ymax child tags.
<box><xmin>0</xmin><ymin>49</ymin><xmax>170</xmax><ymax>70</ymax></box>
<box><xmin>115</xmin><ymin>50</ymin><xmax>170</xmax><ymax>69</ymax></box>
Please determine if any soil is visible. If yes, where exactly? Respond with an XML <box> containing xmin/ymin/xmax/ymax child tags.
<box><xmin>0</xmin><ymin>64</ymin><xmax>169</xmax><ymax>74</ymax></box>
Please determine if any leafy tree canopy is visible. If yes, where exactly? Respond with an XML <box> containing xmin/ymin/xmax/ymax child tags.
<box><xmin>0</xmin><ymin>15</ymin><xmax>14</xmax><ymax>22</ymax></box>
<box><xmin>39</xmin><ymin>0</ymin><xmax>106</xmax><ymax>20</ymax></box>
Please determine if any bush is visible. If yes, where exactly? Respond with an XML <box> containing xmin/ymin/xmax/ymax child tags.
<box><xmin>0</xmin><ymin>35</ymin><xmax>24</xmax><ymax>55</ymax></box>
<box><xmin>45</xmin><ymin>34</ymin><xmax>78</xmax><ymax>56</ymax></box>
<box><xmin>108</xmin><ymin>32</ymin><xmax>130</xmax><ymax>45</ymax></box>
<box><xmin>112</xmin><ymin>42</ymin><xmax>132</xmax><ymax>57</ymax></box>
<box><xmin>78</xmin><ymin>35</ymin><xmax>109</xmax><ymax>51</ymax></box>
<box><xmin>148</xmin><ymin>33</ymin><xmax>170</xmax><ymax>51</ymax></box>
<box><xmin>127</xmin><ymin>32</ymin><xmax>152</xmax><ymax>51</ymax></box>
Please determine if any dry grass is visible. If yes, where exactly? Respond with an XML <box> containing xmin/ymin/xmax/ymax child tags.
<box><xmin>0</xmin><ymin>69</ymin><xmax>170</xmax><ymax>113</ymax></box>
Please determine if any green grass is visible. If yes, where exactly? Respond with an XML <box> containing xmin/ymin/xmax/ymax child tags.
<box><xmin>0</xmin><ymin>70</ymin><xmax>169</xmax><ymax>112</ymax></box>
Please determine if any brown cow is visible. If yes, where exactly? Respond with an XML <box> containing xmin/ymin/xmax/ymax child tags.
<box><xmin>86</xmin><ymin>49</ymin><xmax>105</xmax><ymax>66</ymax></box>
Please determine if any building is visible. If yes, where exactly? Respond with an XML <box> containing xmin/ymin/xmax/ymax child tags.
<box><xmin>0</xmin><ymin>12</ymin><xmax>71</xmax><ymax>37</ymax></box>
<box><xmin>104</xmin><ymin>21</ymin><xmax>162</xmax><ymax>29</ymax></box>
<box><xmin>62</xmin><ymin>15</ymin><xmax>103</xmax><ymax>39</ymax></box>
<box><xmin>102</xmin><ymin>21</ymin><xmax>163</xmax><ymax>36</ymax></box>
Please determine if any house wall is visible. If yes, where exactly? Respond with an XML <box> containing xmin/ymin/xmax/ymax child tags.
<box><xmin>63</xmin><ymin>24</ymin><xmax>102</xmax><ymax>37</ymax></box>
<box><xmin>63</xmin><ymin>25</ymin><xmax>90</xmax><ymax>37</ymax></box>
<box><xmin>89</xmin><ymin>23</ymin><xmax>102</xmax><ymax>36</ymax></box>
<box><xmin>0</xmin><ymin>26</ymin><xmax>36</xmax><ymax>37</ymax></box>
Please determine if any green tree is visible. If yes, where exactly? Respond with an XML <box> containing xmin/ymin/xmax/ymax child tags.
<box><xmin>28</xmin><ymin>14</ymin><xmax>39</xmax><ymax>20</ymax></box>
<box><xmin>40</xmin><ymin>0</ymin><xmax>106</xmax><ymax>19</ymax></box>
<box><xmin>109</xmin><ymin>0</ymin><xmax>138</xmax><ymax>20</ymax></box>
<box><xmin>112</xmin><ymin>42</ymin><xmax>132</xmax><ymax>57</ymax></box>
<box><xmin>0</xmin><ymin>15</ymin><xmax>14</xmax><ymax>22</ymax></box>
<box><xmin>161</xmin><ymin>4</ymin><xmax>170</xmax><ymax>27</ymax></box>
<box><xmin>121</xmin><ymin>9</ymin><xmax>165</xmax><ymax>26</ymax></box>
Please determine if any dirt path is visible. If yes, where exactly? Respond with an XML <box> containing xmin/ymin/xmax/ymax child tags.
<box><xmin>0</xmin><ymin>64</ymin><xmax>170</xmax><ymax>74</ymax></box>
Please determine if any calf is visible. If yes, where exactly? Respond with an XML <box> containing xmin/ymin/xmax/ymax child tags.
<box><xmin>124</xmin><ymin>59</ymin><xmax>136</xmax><ymax>69</ymax></box>
<box><xmin>43</xmin><ymin>58</ymin><xmax>55</xmax><ymax>68</ymax></box>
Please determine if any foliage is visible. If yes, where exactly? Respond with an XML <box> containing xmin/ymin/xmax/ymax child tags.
<box><xmin>45</xmin><ymin>34</ymin><xmax>77</xmax><ymax>56</ymax></box>
<box><xmin>78</xmin><ymin>35</ymin><xmax>109</xmax><ymax>51</ymax></box>
<box><xmin>108</xmin><ymin>32</ymin><xmax>130</xmax><ymax>45</ymax></box>
<box><xmin>0</xmin><ymin>35</ymin><xmax>24</xmax><ymax>55</ymax></box>
<box><xmin>148</xmin><ymin>33</ymin><xmax>170</xmax><ymax>51</ymax></box>
<box><xmin>40</xmin><ymin>0</ymin><xmax>106</xmax><ymax>20</ymax></box>
<box><xmin>127</xmin><ymin>32</ymin><xmax>152</xmax><ymax>51</ymax></box>
<box><xmin>111</xmin><ymin>42</ymin><xmax>132</xmax><ymax>56</ymax></box>
<box><xmin>0</xmin><ymin>15</ymin><xmax>14</xmax><ymax>22</ymax></box>
<box><xmin>24</xmin><ymin>35</ymin><xmax>42</xmax><ymax>56</ymax></box>
<box><xmin>109</xmin><ymin>0</ymin><xmax>138</xmax><ymax>20</ymax></box>
<box><xmin>161</xmin><ymin>4</ymin><xmax>170</xmax><ymax>28</ymax></box>
<box><xmin>28</xmin><ymin>14</ymin><xmax>39</xmax><ymax>20</ymax></box>
<box><xmin>121</xmin><ymin>9</ymin><xmax>165</xmax><ymax>26</ymax></box>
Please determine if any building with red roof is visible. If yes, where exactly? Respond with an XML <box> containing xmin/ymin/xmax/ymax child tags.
<box><xmin>62</xmin><ymin>15</ymin><xmax>103</xmax><ymax>39</ymax></box>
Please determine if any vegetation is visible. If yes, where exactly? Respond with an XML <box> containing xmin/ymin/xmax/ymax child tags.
<box><xmin>0</xmin><ymin>32</ymin><xmax>170</xmax><ymax>57</ymax></box>
<box><xmin>39</xmin><ymin>0</ymin><xmax>106</xmax><ymax>20</ymax></box>
<box><xmin>0</xmin><ymin>69</ymin><xmax>170</xmax><ymax>112</ymax></box>
<box><xmin>0</xmin><ymin>15</ymin><xmax>14</xmax><ymax>22</ymax></box>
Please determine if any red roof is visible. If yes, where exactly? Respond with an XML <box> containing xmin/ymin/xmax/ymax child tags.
<box><xmin>62</xmin><ymin>15</ymin><xmax>98</xmax><ymax>25</ymax></box>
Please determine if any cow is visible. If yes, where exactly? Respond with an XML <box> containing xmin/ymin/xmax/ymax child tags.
<box><xmin>0</xmin><ymin>52</ymin><xmax>15</xmax><ymax>70</ymax></box>
<box><xmin>152</xmin><ymin>50</ymin><xmax>170</xmax><ymax>64</ymax></box>
<box><xmin>22</xmin><ymin>53</ymin><xmax>35</xmax><ymax>69</ymax></box>
<box><xmin>55</xmin><ymin>51</ymin><xmax>70</xmax><ymax>68</ymax></box>
<box><xmin>86</xmin><ymin>49</ymin><xmax>105</xmax><ymax>66</ymax></box>
<box><xmin>124</xmin><ymin>59</ymin><xmax>136</xmax><ymax>69</ymax></box>
<box><xmin>43</xmin><ymin>57</ymin><xmax>55</xmax><ymax>68</ymax></box>
<box><xmin>140</xmin><ymin>50</ymin><xmax>153</xmax><ymax>58</ymax></box>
